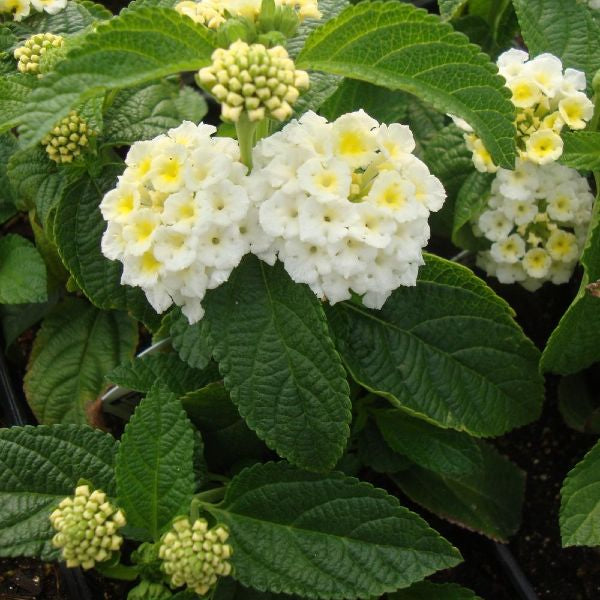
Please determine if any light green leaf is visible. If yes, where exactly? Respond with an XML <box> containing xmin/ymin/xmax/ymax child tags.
<box><xmin>0</xmin><ymin>234</ymin><xmax>47</xmax><ymax>304</ymax></box>
<box><xmin>327</xmin><ymin>254</ymin><xmax>541</xmax><ymax>437</ymax></box>
<box><xmin>0</xmin><ymin>424</ymin><xmax>117</xmax><ymax>559</ymax></box>
<box><xmin>165</xmin><ymin>308</ymin><xmax>212</xmax><ymax>370</ymax></box>
<box><xmin>116</xmin><ymin>385</ymin><xmax>195</xmax><ymax>541</ymax></box>
<box><xmin>107</xmin><ymin>352</ymin><xmax>220</xmax><ymax>395</ymax></box>
<box><xmin>54</xmin><ymin>167</ymin><xmax>160</xmax><ymax>330</ymax></box>
<box><xmin>0</xmin><ymin>75</ymin><xmax>36</xmax><ymax>134</ymax></box>
<box><xmin>512</xmin><ymin>0</ymin><xmax>600</xmax><ymax>88</ymax></box>
<box><xmin>438</xmin><ymin>0</ymin><xmax>468</xmax><ymax>21</ymax></box>
<box><xmin>389</xmin><ymin>581</ymin><xmax>481</xmax><ymax>599</ymax></box>
<box><xmin>102</xmin><ymin>82</ymin><xmax>208</xmax><ymax>146</ymax></box>
<box><xmin>204</xmin><ymin>462</ymin><xmax>461</xmax><ymax>599</ymax></box>
<box><xmin>297</xmin><ymin>2</ymin><xmax>516</xmax><ymax>168</ymax></box>
<box><xmin>560</xmin><ymin>440</ymin><xmax>600</xmax><ymax>547</ymax></box>
<box><xmin>392</xmin><ymin>441</ymin><xmax>525</xmax><ymax>541</ymax></box>
<box><xmin>20</xmin><ymin>7</ymin><xmax>216</xmax><ymax>146</ymax></box>
<box><xmin>541</xmin><ymin>192</ymin><xmax>600</xmax><ymax>374</ymax></box>
<box><xmin>375</xmin><ymin>410</ymin><xmax>483</xmax><ymax>477</ymax></box>
<box><xmin>24</xmin><ymin>297</ymin><xmax>138</xmax><ymax>424</ymax></box>
<box><xmin>559</xmin><ymin>131</ymin><xmax>600</xmax><ymax>172</ymax></box>
<box><xmin>452</xmin><ymin>170</ymin><xmax>494</xmax><ymax>250</ymax></box>
<box><xmin>203</xmin><ymin>256</ymin><xmax>351</xmax><ymax>472</ymax></box>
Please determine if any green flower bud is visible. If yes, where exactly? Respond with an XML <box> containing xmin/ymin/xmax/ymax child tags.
<box><xmin>49</xmin><ymin>485</ymin><xmax>126</xmax><ymax>570</ymax></box>
<box><xmin>158</xmin><ymin>517</ymin><xmax>232</xmax><ymax>596</ymax></box>
<box><xmin>14</xmin><ymin>32</ymin><xmax>64</xmax><ymax>76</ymax></box>
<box><xmin>198</xmin><ymin>40</ymin><xmax>309</xmax><ymax>123</ymax></box>
<box><xmin>41</xmin><ymin>111</ymin><xmax>92</xmax><ymax>164</ymax></box>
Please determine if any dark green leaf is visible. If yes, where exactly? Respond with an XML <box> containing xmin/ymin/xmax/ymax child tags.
<box><xmin>389</xmin><ymin>581</ymin><xmax>481</xmax><ymax>599</ymax></box>
<box><xmin>0</xmin><ymin>234</ymin><xmax>47</xmax><ymax>304</ymax></box>
<box><xmin>356</xmin><ymin>420</ymin><xmax>412</xmax><ymax>474</ymax></box>
<box><xmin>558</xmin><ymin>374</ymin><xmax>600</xmax><ymax>434</ymax></box>
<box><xmin>165</xmin><ymin>307</ymin><xmax>212</xmax><ymax>370</ymax></box>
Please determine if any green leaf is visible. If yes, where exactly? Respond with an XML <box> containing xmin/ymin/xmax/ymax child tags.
<box><xmin>20</xmin><ymin>7</ymin><xmax>216</xmax><ymax>146</ymax></box>
<box><xmin>292</xmin><ymin>70</ymin><xmax>343</xmax><ymax>117</ymax></box>
<box><xmin>204</xmin><ymin>462</ymin><xmax>461</xmax><ymax>599</ymax></box>
<box><xmin>297</xmin><ymin>2</ymin><xmax>516</xmax><ymax>168</ymax></box>
<box><xmin>327</xmin><ymin>254</ymin><xmax>542</xmax><ymax>437</ymax></box>
<box><xmin>204</xmin><ymin>256</ymin><xmax>351</xmax><ymax>472</ymax></box>
<box><xmin>54</xmin><ymin>167</ymin><xmax>160</xmax><ymax>330</ymax></box>
<box><xmin>512</xmin><ymin>0</ymin><xmax>600</xmax><ymax>88</ymax></box>
<box><xmin>0</xmin><ymin>75</ymin><xmax>36</xmax><ymax>134</ymax></box>
<box><xmin>0</xmin><ymin>132</ymin><xmax>17</xmax><ymax>222</ymax></box>
<box><xmin>24</xmin><ymin>297</ymin><xmax>138</xmax><ymax>424</ymax></box>
<box><xmin>356</xmin><ymin>421</ymin><xmax>412</xmax><ymax>474</ymax></box>
<box><xmin>392</xmin><ymin>441</ymin><xmax>525</xmax><ymax>541</ymax></box>
<box><xmin>560</xmin><ymin>440</ymin><xmax>600</xmax><ymax>547</ymax></box>
<box><xmin>0</xmin><ymin>234</ymin><xmax>47</xmax><ymax>304</ymax></box>
<box><xmin>214</xmin><ymin>579</ymin><xmax>306</xmax><ymax>599</ymax></box>
<box><xmin>541</xmin><ymin>192</ymin><xmax>600</xmax><ymax>374</ymax></box>
<box><xmin>375</xmin><ymin>410</ymin><xmax>483</xmax><ymax>477</ymax></box>
<box><xmin>165</xmin><ymin>308</ymin><xmax>212</xmax><ymax>370</ymax></box>
<box><xmin>558</xmin><ymin>374</ymin><xmax>600</xmax><ymax>434</ymax></box>
<box><xmin>406</xmin><ymin>98</ymin><xmax>445</xmax><ymax>148</ymax></box>
<box><xmin>107</xmin><ymin>352</ymin><xmax>220</xmax><ymax>395</ymax></box>
<box><xmin>102</xmin><ymin>82</ymin><xmax>208</xmax><ymax>147</ymax></box>
<box><xmin>10</xmin><ymin>1</ymin><xmax>100</xmax><ymax>35</ymax></box>
<box><xmin>116</xmin><ymin>385</ymin><xmax>195</xmax><ymax>541</ymax></box>
<box><xmin>389</xmin><ymin>581</ymin><xmax>481</xmax><ymax>600</ymax></box>
<box><xmin>559</xmin><ymin>131</ymin><xmax>600</xmax><ymax>172</ymax></box>
<box><xmin>0</xmin><ymin>424</ymin><xmax>117</xmax><ymax>559</ymax></box>
<box><xmin>438</xmin><ymin>0</ymin><xmax>468</xmax><ymax>21</ymax></box>
<box><xmin>452</xmin><ymin>170</ymin><xmax>494</xmax><ymax>250</ymax></box>
<box><xmin>181</xmin><ymin>383</ymin><xmax>268</xmax><ymax>472</ymax></box>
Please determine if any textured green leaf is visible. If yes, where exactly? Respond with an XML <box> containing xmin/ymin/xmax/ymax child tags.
<box><xmin>165</xmin><ymin>308</ymin><xmax>212</xmax><ymax>370</ymax></box>
<box><xmin>9</xmin><ymin>1</ymin><xmax>100</xmax><ymax>35</ymax></box>
<box><xmin>116</xmin><ymin>385</ymin><xmax>195</xmax><ymax>541</ymax></box>
<box><xmin>389</xmin><ymin>581</ymin><xmax>481</xmax><ymax>600</ymax></box>
<box><xmin>107</xmin><ymin>352</ymin><xmax>220</xmax><ymax>395</ymax></box>
<box><xmin>559</xmin><ymin>131</ymin><xmax>600</xmax><ymax>172</ymax></box>
<box><xmin>54</xmin><ymin>167</ymin><xmax>160</xmax><ymax>330</ymax></box>
<box><xmin>558</xmin><ymin>374</ymin><xmax>600</xmax><ymax>434</ymax></box>
<box><xmin>0</xmin><ymin>299</ymin><xmax>55</xmax><ymax>349</ymax></box>
<box><xmin>356</xmin><ymin>420</ymin><xmax>411</xmax><ymax>475</ymax></box>
<box><xmin>0</xmin><ymin>234</ymin><xmax>47</xmax><ymax>304</ymax></box>
<box><xmin>513</xmin><ymin>0</ymin><xmax>600</xmax><ymax>88</ymax></box>
<box><xmin>214</xmin><ymin>579</ymin><xmax>306</xmax><ymax>599</ymax></box>
<box><xmin>20</xmin><ymin>7</ymin><xmax>216</xmax><ymax>146</ymax></box>
<box><xmin>393</xmin><ymin>441</ymin><xmax>524</xmax><ymax>541</ymax></box>
<box><xmin>375</xmin><ymin>410</ymin><xmax>483</xmax><ymax>477</ymax></box>
<box><xmin>438</xmin><ymin>0</ymin><xmax>468</xmax><ymax>21</ymax></box>
<box><xmin>0</xmin><ymin>132</ymin><xmax>17</xmax><ymax>217</ymax></box>
<box><xmin>0</xmin><ymin>75</ymin><xmax>36</xmax><ymax>134</ymax></box>
<box><xmin>0</xmin><ymin>424</ymin><xmax>117</xmax><ymax>559</ymax></box>
<box><xmin>102</xmin><ymin>82</ymin><xmax>208</xmax><ymax>146</ymax></box>
<box><xmin>24</xmin><ymin>298</ymin><xmax>138</xmax><ymax>424</ymax></box>
<box><xmin>406</xmin><ymin>97</ymin><xmax>445</xmax><ymax>150</ymax></box>
<box><xmin>327</xmin><ymin>254</ymin><xmax>541</xmax><ymax>437</ymax></box>
<box><xmin>204</xmin><ymin>256</ymin><xmax>351</xmax><ymax>472</ymax></box>
<box><xmin>452</xmin><ymin>170</ymin><xmax>494</xmax><ymax>250</ymax></box>
<box><xmin>181</xmin><ymin>383</ymin><xmax>268</xmax><ymax>472</ymax></box>
<box><xmin>560</xmin><ymin>440</ymin><xmax>600</xmax><ymax>547</ymax></box>
<box><xmin>541</xmin><ymin>192</ymin><xmax>600</xmax><ymax>374</ymax></box>
<box><xmin>297</xmin><ymin>2</ymin><xmax>516</xmax><ymax>168</ymax></box>
<box><xmin>204</xmin><ymin>462</ymin><xmax>461</xmax><ymax>599</ymax></box>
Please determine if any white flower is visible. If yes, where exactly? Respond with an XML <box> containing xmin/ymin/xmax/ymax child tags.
<box><xmin>376</xmin><ymin>123</ymin><xmax>416</xmax><ymax>163</ymax></box>
<box><xmin>558</xmin><ymin>92</ymin><xmax>594</xmax><ymax>130</ymax></box>
<box><xmin>490</xmin><ymin>233</ymin><xmax>526</xmax><ymax>264</ymax></box>
<box><xmin>0</xmin><ymin>0</ymin><xmax>31</xmax><ymax>20</ymax></box>
<box><xmin>478</xmin><ymin>209</ymin><xmax>513</xmax><ymax>241</ymax></box>
<box><xmin>546</xmin><ymin>185</ymin><xmax>577</xmax><ymax>222</ymax></box>
<box><xmin>522</xmin><ymin>247</ymin><xmax>552</xmax><ymax>278</ymax></box>
<box><xmin>332</xmin><ymin>110</ymin><xmax>379</xmax><ymax>169</ymax></box>
<box><xmin>497</xmin><ymin>49</ymin><xmax>529</xmax><ymax>81</ymax></box>
<box><xmin>501</xmin><ymin>198</ymin><xmax>538</xmax><ymax>226</ymax></box>
<box><xmin>122</xmin><ymin>209</ymin><xmax>161</xmax><ymax>256</ymax></box>
<box><xmin>30</xmin><ymin>0</ymin><xmax>66</xmax><ymax>13</ymax></box>
<box><xmin>297</xmin><ymin>158</ymin><xmax>352</xmax><ymax>202</ymax></box>
<box><xmin>525</xmin><ymin>129</ymin><xmax>563</xmax><ymax>165</ymax></box>
<box><xmin>522</xmin><ymin>53</ymin><xmax>563</xmax><ymax>97</ymax></box>
<box><xmin>545</xmin><ymin>229</ymin><xmax>579</xmax><ymax>262</ymax></box>
<box><xmin>366</xmin><ymin>170</ymin><xmax>424</xmax><ymax>222</ymax></box>
<box><xmin>496</xmin><ymin>158</ymin><xmax>539</xmax><ymax>200</ymax></box>
<box><xmin>298</xmin><ymin>196</ymin><xmax>357</xmax><ymax>244</ymax></box>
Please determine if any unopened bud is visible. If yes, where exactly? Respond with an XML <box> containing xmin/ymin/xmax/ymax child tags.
<box><xmin>41</xmin><ymin>111</ymin><xmax>92</xmax><ymax>164</ymax></box>
<box><xmin>14</xmin><ymin>32</ymin><xmax>64</xmax><ymax>75</ymax></box>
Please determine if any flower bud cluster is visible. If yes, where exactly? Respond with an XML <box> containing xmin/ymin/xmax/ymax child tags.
<box><xmin>41</xmin><ymin>111</ymin><xmax>91</xmax><ymax>164</ymax></box>
<box><xmin>453</xmin><ymin>50</ymin><xmax>594</xmax><ymax>171</ymax></box>
<box><xmin>249</xmin><ymin>110</ymin><xmax>445</xmax><ymax>309</ymax></box>
<box><xmin>0</xmin><ymin>0</ymin><xmax>66</xmax><ymax>21</ymax></box>
<box><xmin>49</xmin><ymin>485</ymin><xmax>126</xmax><ymax>570</ymax></box>
<box><xmin>159</xmin><ymin>517</ymin><xmax>232</xmax><ymax>596</ymax></box>
<box><xmin>100</xmin><ymin>121</ymin><xmax>264</xmax><ymax>324</ymax></box>
<box><xmin>473</xmin><ymin>159</ymin><xmax>593</xmax><ymax>290</ymax></box>
<box><xmin>198</xmin><ymin>41</ymin><xmax>309</xmax><ymax>123</ymax></box>
<box><xmin>14</xmin><ymin>32</ymin><xmax>64</xmax><ymax>75</ymax></box>
<box><xmin>175</xmin><ymin>0</ymin><xmax>320</xmax><ymax>27</ymax></box>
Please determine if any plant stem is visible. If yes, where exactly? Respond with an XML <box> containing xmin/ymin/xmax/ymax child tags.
<box><xmin>95</xmin><ymin>562</ymin><xmax>139</xmax><ymax>581</ymax></box>
<box><xmin>195</xmin><ymin>486</ymin><xmax>226</xmax><ymax>504</ymax></box>
<box><xmin>235</xmin><ymin>112</ymin><xmax>258</xmax><ymax>170</ymax></box>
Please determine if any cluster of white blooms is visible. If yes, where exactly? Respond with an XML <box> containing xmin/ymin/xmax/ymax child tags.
<box><xmin>159</xmin><ymin>518</ymin><xmax>232</xmax><ymax>596</ymax></box>
<box><xmin>474</xmin><ymin>159</ymin><xmax>594</xmax><ymax>290</ymax></box>
<box><xmin>249</xmin><ymin>110</ymin><xmax>446</xmax><ymax>308</ymax></box>
<box><xmin>198</xmin><ymin>41</ymin><xmax>309</xmax><ymax>122</ymax></box>
<box><xmin>49</xmin><ymin>485</ymin><xmax>126</xmax><ymax>570</ymax></box>
<box><xmin>453</xmin><ymin>50</ymin><xmax>594</xmax><ymax>171</ymax></box>
<box><xmin>0</xmin><ymin>0</ymin><xmax>66</xmax><ymax>21</ymax></box>
<box><xmin>100</xmin><ymin>121</ymin><xmax>262</xmax><ymax>324</ymax></box>
<box><xmin>175</xmin><ymin>0</ymin><xmax>320</xmax><ymax>27</ymax></box>
<box><xmin>42</xmin><ymin>111</ymin><xmax>91</xmax><ymax>164</ymax></box>
<box><xmin>14</xmin><ymin>32</ymin><xmax>64</xmax><ymax>75</ymax></box>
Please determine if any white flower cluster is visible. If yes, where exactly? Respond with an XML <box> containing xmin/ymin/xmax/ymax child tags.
<box><xmin>100</xmin><ymin>121</ymin><xmax>262</xmax><ymax>324</ymax></box>
<box><xmin>0</xmin><ymin>0</ymin><xmax>66</xmax><ymax>21</ymax></box>
<box><xmin>453</xmin><ymin>50</ymin><xmax>594</xmax><ymax>172</ymax></box>
<box><xmin>175</xmin><ymin>0</ymin><xmax>320</xmax><ymax>27</ymax></box>
<box><xmin>474</xmin><ymin>159</ymin><xmax>593</xmax><ymax>290</ymax></box>
<box><xmin>159</xmin><ymin>518</ymin><xmax>232</xmax><ymax>596</ymax></box>
<box><xmin>49</xmin><ymin>485</ymin><xmax>126</xmax><ymax>570</ymax></box>
<box><xmin>249</xmin><ymin>110</ymin><xmax>445</xmax><ymax>308</ymax></box>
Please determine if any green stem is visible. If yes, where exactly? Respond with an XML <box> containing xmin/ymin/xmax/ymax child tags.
<box><xmin>195</xmin><ymin>486</ymin><xmax>226</xmax><ymax>504</ymax></box>
<box><xmin>95</xmin><ymin>562</ymin><xmax>139</xmax><ymax>581</ymax></box>
<box><xmin>235</xmin><ymin>112</ymin><xmax>259</xmax><ymax>170</ymax></box>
